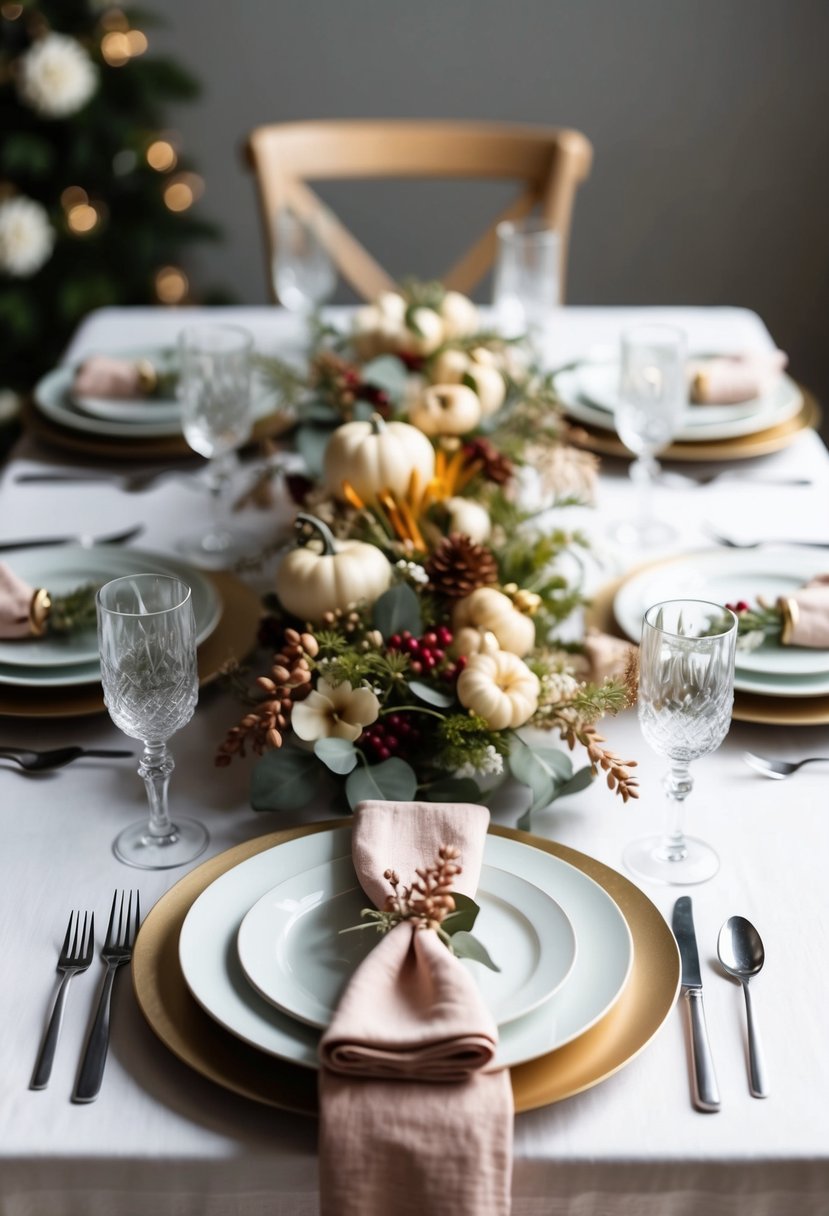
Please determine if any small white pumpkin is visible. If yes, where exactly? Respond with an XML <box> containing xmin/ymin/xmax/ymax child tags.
<box><xmin>452</xmin><ymin>626</ymin><xmax>501</xmax><ymax>658</ymax></box>
<box><xmin>275</xmin><ymin>514</ymin><xmax>391</xmax><ymax>622</ymax></box>
<box><xmin>457</xmin><ymin>649</ymin><xmax>540</xmax><ymax>730</ymax></box>
<box><xmin>323</xmin><ymin>413</ymin><xmax>436</xmax><ymax>504</ymax></box>
<box><xmin>376</xmin><ymin>291</ymin><xmax>407</xmax><ymax>324</ymax></box>
<box><xmin>401</xmin><ymin>306</ymin><xmax>445</xmax><ymax>355</ymax></box>
<box><xmin>465</xmin><ymin>361</ymin><xmax>506</xmax><ymax>418</ymax></box>
<box><xmin>430</xmin><ymin>347</ymin><xmax>469</xmax><ymax>385</ymax></box>
<box><xmin>409</xmin><ymin>383</ymin><xmax>482</xmax><ymax>437</ymax></box>
<box><xmin>445</xmin><ymin>496</ymin><xmax>491</xmax><ymax>543</ymax></box>
<box><xmin>453</xmin><ymin>587</ymin><xmax>535</xmax><ymax>657</ymax></box>
<box><xmin>440</xmin><ymin>290</ymin><xmax>480</xmax><ymax>338</ymax></box>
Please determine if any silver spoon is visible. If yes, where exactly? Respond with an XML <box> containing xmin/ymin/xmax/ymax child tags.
<box><xmin>717</xmin><ymin>916</ymin><xmax>769</xmax><ymax>1098</ymax></box>
<box><xmin>0</xmin><ymin>747</ymin><xmax>133</xmax><ymax>772</ymax></box>
<box><xmin>743</xmin><ymin>751</ymin><xmax>829</xmax><ymax>780</ymax></box>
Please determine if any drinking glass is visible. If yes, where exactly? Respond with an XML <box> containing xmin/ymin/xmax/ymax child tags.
<box><xmin>623</xmin><ymin>598</ymin><xmax>737</xmax><ymax>885</ymax></box>
<box><xmin>272</xmin><ymin>205</ymin><xmax>336</xmax><ymax>318</ymax></box>
<box><xmin>611</xmin><ymin>324</ymin><xmax>687</xmax><ymax>546</ymax></box>
<box><xmin>97</xmin><ymin>574</ymin><xmax>207</xmax><ymax>870</ymax></box>
<box><xmin>492</xmin><ymin>219</ymin><xmax>560</xmax><ymax>359</ymax></box>
<box><xmin>178</xmin><ymin>323</ymin><xmax>255</xmax><ymax>568</ymax></box>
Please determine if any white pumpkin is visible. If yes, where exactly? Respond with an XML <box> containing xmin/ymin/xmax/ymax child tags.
<box><xmin>452</xmin><ymin>626</ymin><xmax>501</xmax><ymax>658</ymax></box>
<box><xmin>445</xmin><ymin>496</ymin><xmax>491</xmax><ymax>543</ymax></box>
<box><xmin>376</xmin><ymin>291</ymin><xmax>407</xmax><ymax>324</ymax></box>
<box><xmin>275</xmin><ymin>514</ymin><xmax>391</xmax><ymax>622</ymax></box>
<box><xmin>430</xmin><ymin>348</ymin><xmax>469</xmax><ymax>385</ymax></box>
<box><xmin>440</xmin><ymin>291</ymin><xmax>480</xmax><ymax>338</ymax></box>
<box><xmin>453</xmin><ymin>587</ymin><xmax>536</xmax><ymax>657</ymax></box>
<box><xmin>457</xmin><ymin>649</ymin><xmax>540</xmax><ymax>729</ymax></box>
<box><xmin>465</xmin><ymin>361</ymin><xmax>506</xmax><ymax>418</ymax></box>
<box><xmin>409</xmin><ymin>383</ymin><xmax>482</xmax><ymax>437</ymax></box>
<box><xmin>323</xmin><ymin>413</ymin><xmax>436</xmax><ymax>504</ymax></box>
<box><xmin>401</xmin><ymin>306</ymin><xmax>445</xmax><ymax>355</ymax></box>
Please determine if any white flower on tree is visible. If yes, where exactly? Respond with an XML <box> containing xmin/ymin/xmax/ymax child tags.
<box><xmin>17</xmin><ymin>33</ymin><xmax>97</xmax><ymax>118</ymax></box>
<box><xmin>0</xmin><ymin>196</ymin><xmax>55</xmax><ymax>277</ymax></box>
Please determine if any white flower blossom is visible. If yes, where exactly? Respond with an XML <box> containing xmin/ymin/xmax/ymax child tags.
<box><xmin>0</xmin><ymin>196</ymin><xmax>55</xmax><ymax>277</ymax></box>
<box><xmin>292</xmin><ymin>678</ymin><xmax>380</xmax><ymax>743</ymax></box>
<box><xmin>455</xmin><ymin>745</ymin><xmax>504</xmax><ymax>779</ymax></box>
<box><xmin>18</xmin><ymin>34</ymin><xmax>97</xmax><ymax>118</ymax></box>
<box><xmin>395</xmin><ymin>558</ymin><xmax>429</xmax><ymax>585</ymax></box>
<box><xmin>541</xmin><ymin>671</ymin><xmax>581</xmax><ymax>702</ymax></box>
<box><xmin>736</xmin><ymin>630</ymin><xmax>766</xmax><ymax>653</ymax></box>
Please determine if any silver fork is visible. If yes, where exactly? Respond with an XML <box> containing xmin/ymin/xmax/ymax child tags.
<box><xmin>15</xmin><ymin>469</ymin><xmax>184</xmax><ymax>494</ymax></box>
<box><xmin>704</xmin><ymin>527</ymin><xmax>829</xmax><ymax>550</ymax></box>
<box><xmin>72</xmin><ymin>890</ymin><xmax>140</xmax><ymax>1103</ymax></box>
<box><xmin>30</xmin><ymin>910</ymin><xmax>95</xmax><ymax>1090</ymax></box>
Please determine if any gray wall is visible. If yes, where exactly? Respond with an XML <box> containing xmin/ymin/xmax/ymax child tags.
<box><xmin>153</xmin><ymin>0</ymin><xmax>829</xmax><ymax>414</ymax></box>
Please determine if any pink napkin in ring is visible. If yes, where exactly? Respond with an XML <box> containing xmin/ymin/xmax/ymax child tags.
<box><xmin>0</xmin><ymin>563</ymin><xmax>36</xmax><ymax>639</ymax></box>
<box><xmin>689</xmin><ymin>351</ymin><xmax>787</xmax><ymax>404</ymax></box>
<box><xmin>318</xmin><ymin>799</ymin><xmax>513</xmax><ymax>1216</ymax></box>
<box><xmin>73</xmin><ymin>355</ymin><xmax>149</xmax><ymax>399</ymax></box>
<box><xmin>779</xmin><ymin>575</ymin><xmax>829</xmax><ymax>647</ymax></box>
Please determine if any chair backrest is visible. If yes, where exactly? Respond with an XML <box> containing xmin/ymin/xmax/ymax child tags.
<box><xmin>244</xmin><ymin>119</ymin><xmax>593</xmax><ymax>303</ymax></box>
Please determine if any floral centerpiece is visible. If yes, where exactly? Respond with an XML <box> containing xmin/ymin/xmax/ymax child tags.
<box><xmin>217</xmin><ymin>282</ymin><xmax>639</xmax><ymax>827</ymax></box>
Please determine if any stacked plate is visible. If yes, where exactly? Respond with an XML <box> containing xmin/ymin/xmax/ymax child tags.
<box><xmin>553</xmin><ymin>357</ymin><xmax>813</xmax><ymax>462</ymax></box>
<box><xmin>132</xmin><ymin>821</ymin><xmax>681</xmax><ymax>1114</ymax></box>
<box><xmin>609</xmin><ymin>547</ymin><xmax>829</xmax><ymax>725</ymax></box>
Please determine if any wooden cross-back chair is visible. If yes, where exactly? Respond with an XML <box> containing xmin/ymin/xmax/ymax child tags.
<box><xmin>244</xmin><ymin>119</ymin><xmax>593</xmax><ymax>303</ymax></box>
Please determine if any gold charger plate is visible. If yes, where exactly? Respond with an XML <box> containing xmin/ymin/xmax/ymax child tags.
<box><xmin>23</xmin><ymin>398</ymin><xmax>293</xmax><ymax>463</ymax></box>
<box><xmin>565</xmin><ymin>391</ymin><xmax>820</xmax><ymax>463</ymax></box>
<box><xmin>132</xmin><ymin>821</ymin><xmax>680</xmax><ymax>1116</ymax></box>
<box><xmin>587</xmin><ymin>559</ymin><xmax>829</xmax><ymax>726</ymax></box>
<box><xmin>0</xmin><ymin>571</ymin><xmax>261</xmax><ymax>718</ymax></box>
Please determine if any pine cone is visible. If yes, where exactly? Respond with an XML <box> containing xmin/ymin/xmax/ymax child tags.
<box><xmin>462</xmin><ymin>436</ymin><xmax>514</xmax><ymax>486</ymax></box>
<box><xmin>425</xmin><ymin>533</ymin><xmax>499</xmax><ymax>599</ymax></box>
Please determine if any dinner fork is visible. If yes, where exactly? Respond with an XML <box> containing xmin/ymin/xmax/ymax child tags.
<box><xmin>704</xmin><ymin>527</ymin><xmax>829</xmax><ymax>550</ymax></box>
<box><xmin>743</xmin><ymin>751</ymin><xmax>829</xmax><ymax>779</ymax></box>
<box><xmin>30</xmin><ymin>910</ymin><xmax>95</xmax><ymax>1090</ymax></box>
<box><xmin>72</xmin><ymin>890</ymin><xmax>140</xmax><ymax>1104</ymax></box>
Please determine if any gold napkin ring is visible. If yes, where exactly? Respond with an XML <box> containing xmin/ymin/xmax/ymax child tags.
<box><xmin>28</xmin><ymin>588</ymin><xmax>52</xmax><ymax>637</ymax></box>
<box><xmin>778</xmin><ymin>595</ymin><xmax>798</xmax><ymax>646</ymax></box>
<box><xmin>135</xmin><ymin>359</ymin><xmax>157</xmax><ymax>395</ymax></box>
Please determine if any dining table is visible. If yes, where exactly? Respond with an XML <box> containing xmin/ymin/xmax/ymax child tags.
<box><xmin>1</xmin><ymin>303</ymin><xmax>828</xmax><ymax>1216</ymax></box>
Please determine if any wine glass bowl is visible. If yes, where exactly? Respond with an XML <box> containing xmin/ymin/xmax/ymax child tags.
<box><xmin>96</xmin><ymin>573</ymin><xmax>208</xmax><ymax>870</ymax></box>
<box><xmin>177</xmin><ymin>323</ymin><xmax>255</xmax><ymax>567</ymax></box>
<box><xmin>492</xmin><ymin>219</ymin><xmax>560</xmax><ymax>359</ymax></box>
<box><xmin>272</xmin><ymin>206</ymin><xmax>336</xmax><ymax>317</ymax></box>
<box><xmin>623</xmin><ymin>598</ymin><xmax>737</xmax><ymax>885</ymax></box>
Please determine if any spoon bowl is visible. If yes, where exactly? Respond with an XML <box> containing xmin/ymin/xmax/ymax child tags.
<box><xmin>0</xmin><ymin>746</ymin><xmax>133</xmax><ymax>772</ymax></box>
<box><xmin>717</xmin><ymin>916</ymin><xmax>769</xmax><ymax>1098</ymax></box>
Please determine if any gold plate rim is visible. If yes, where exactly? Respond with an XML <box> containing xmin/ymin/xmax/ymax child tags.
<box><xmin>131</xmin><ymin>820</ymin><xmax>680</xmax><ymax>1116</ymax></box>
<box><xmin>587</xmin><ymin>556</ymin><xmax>829</xmax><ymax>726</ymax></box>
<box><xmin>0</xmin><ymin>570</ymin><xmax>261</xmax><ymax>719</ymax></box>
<box><xmin>565</xmin><ymin>391</ymin><xmax>820</xmax><ymax>463</ymax></box>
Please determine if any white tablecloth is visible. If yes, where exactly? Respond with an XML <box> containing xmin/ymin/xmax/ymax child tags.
<box><xmin>1</xmin><ymin>307</ymin><xmax>828</xmax><ymax>1216</ymax></box>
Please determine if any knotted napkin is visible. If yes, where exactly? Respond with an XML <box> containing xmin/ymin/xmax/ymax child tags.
<box><xmin>779</xmin><ymin>575</ymin><xmax>829</xmax><ymax>648</ymax></box>
<box><xmin>73</xmin><ymin>355</ymin><xmax>156</xmax><ymax>399</ymax></box>
<box><xmin>0</xmin><ymin>562</ymin><xmax>39</xmax><ymax>639</ymax></box>
<box><xmin>689</xmin><ymin>351</ymin><xmax>787</xmax><ymax>404</ymax></box>
<box><xmin>318</xmin><ymin>799</ymin><xmax>513</xmax><ymax>1216</ymax></box>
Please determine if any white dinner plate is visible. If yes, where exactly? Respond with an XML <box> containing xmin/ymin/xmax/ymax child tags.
<box><xmin>0</xmin><ymin>657</ymin><xmax>100</xmax><ymax>688</ymax></box>
<box><xmin>554</xmin><ymin>364</ymin><xmax>803</xmax><ymax>442</ymax></box>
<box><xmin>179</xmin><ymin>827</ymin><xmax>633</xmax><ymax>1071</ymax></box>
<box><xmin>237</xmin><ymin>857</ymin><xmax>577</xmax><ymax>1029</ymax></box>
<box><xmin>0</xmin><ymin>546</ymin><xmax>222</xmax><ymax>673</ymax></box>
<box><xmin>613</xmin><ymin>548</ymin><xmax>829</xmax><ymax>690</ymax></box>
<box><xmin>35</xmin><ymin>352</ymin><xmax>279</xmax><ymax>439</ymax></box>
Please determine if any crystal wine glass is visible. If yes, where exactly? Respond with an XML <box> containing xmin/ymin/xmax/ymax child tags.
<box><xmin>623</xmin><ymin>598</ymin><xmax>737</xmax><ymax>885</ymax></box>
<box><xmin>611</xmin><ymin>324</ymin><xmax>687</xmax><ymax>546</ymax></box>
<box><xmin>178</xmin><ymin>323</ymin><xmax>255</xmax><ymax>568</ymax></box>
<box><xmin>97</xmin><ymin>573</ymin><xmax>207</xmax><ymax>870</ymax></box>
<box><xmin>492</xmin><ymin>219</ymin><xmax>560</xmax><ymax>361</ymax></box>
<box><xmin>272</xmin><ymin>205</ymin><xmax>336</xmax><ymax>321</ymax></box>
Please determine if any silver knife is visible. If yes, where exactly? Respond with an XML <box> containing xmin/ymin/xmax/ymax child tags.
<box><xmin>672</xmin><ymin>896</ymin><xmax>720</xmax><ymax>1112</ymax></box>
<box><xmin>0</xmin><ymin>524</ymin><xmax>143</xmax><ymax>553</ymax></box>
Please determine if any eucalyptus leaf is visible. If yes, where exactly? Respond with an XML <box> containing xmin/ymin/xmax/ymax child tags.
<box><xmin>508</xmin><ymin>734</ymin><xmax>558</xmax><ymax>815</ymax></box>
<box><xmin>372</xmin><ymin>583</ymin><xmax>422</xmax><ymax>639</ymax></box>
<box><xmin>450</xmin><ymin>931</ymin><xmax>501</xmax><ymax>972</ymax></box>
<box><xmin>295</xmin><ymin>424</ymin><xmax>331</xmax><ymax>479</ymax></box>
<box><xmin>421</xmin><ymin>776</ymin><xmax>482</xmax><ymax>804</ymax></box>
<box><xmin>554</xmin><ymin>765</ymin><xmax>596</xmax><ymax>799</ymax></box>
<box><xmin>314</xmin><ymin>737</ymin><xmax>359</xmax><ymax>775</ymax></box>
<box><xmin>360</xmin><ymin>355</ymin><xmax>409</xmax><ymax>401</ymax></box>
<box><xmin>408</xmin><ymin>680</ymin><xmax>455</xmax><ymax>709</ymax></box>
<box><xmin>250</xmin><ymin>748</ymin><xmax>321</xmax><ymax>812</ymax></box>
<box><xmin>441</xmin><ymin>892</ymin><xmax>480</xmax><ymax>934</ymax></box>
<box><xmin>301</xmin><ymin>399</ymin><xmax>341</xmax><ymax>424</ymax></box>
<box><xmin>345</xmin><ymin>757</ymin><xmax>418</xmax><ymax>810</ymax></box>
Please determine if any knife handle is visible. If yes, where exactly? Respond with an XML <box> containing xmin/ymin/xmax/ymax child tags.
<box><xmin>685</xmin><ymin>989</ymin><xmax>720</xmax><ymax>1111</ymax></box>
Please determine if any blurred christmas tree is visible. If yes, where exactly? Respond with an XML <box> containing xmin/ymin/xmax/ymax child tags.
<box><xmin>0</xmin><ymin>0</ymin><xmax>226</xmax><ymax>416</ymax></box>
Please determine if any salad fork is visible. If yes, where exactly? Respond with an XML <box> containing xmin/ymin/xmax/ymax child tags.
<box><xmin>30</xmin><ymin>910</ymin><xmax>95</xmax><ymax>1090</ymax></box>
<box><xmin>743</xmin><ymin>751</ymin><xmax>829</xmax><ymax>779</ymax></box>
<box><xmin>72</xmin><ymin>890</ymin><xmax>141</xmax><ymax>1103</ymax></box>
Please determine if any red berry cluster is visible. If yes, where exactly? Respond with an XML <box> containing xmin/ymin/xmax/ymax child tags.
<box><xmin>360</xmin><ymin>713</ymin><xmax>422</xmax><ymax>762</ymax></box>
<box><xmin>387</xmin><ymin>626</ymin><xmax>467</xmax><ymax>682</ymax></box>
<box><xmin>725</xmin><ymin>600</ymin><xmax>751</xmax><ymax>613</ymax></box>
<box><xmin>339</xmin><ymin>367</ymin><xmax>391</xmax><ymax>417</ymax></box>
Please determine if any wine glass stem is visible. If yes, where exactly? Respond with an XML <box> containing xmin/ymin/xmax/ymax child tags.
<box><xmin>138</xmin><ymin>741</ymin><xmax>176</xmax><ymax>840</ymax></box>
<box><xmin>631</xmin><ymin>454</ymin><xmax>659</xmax><ymax>534</ymax></box>
<box><xmin>661</xmin><ymin>762</ymin><xmax>694</xmax><ymax>862</ymax></box>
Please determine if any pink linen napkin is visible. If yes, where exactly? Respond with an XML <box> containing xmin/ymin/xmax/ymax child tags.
<box><xmin>779</xmin><ymin>575</ymin><xmax>829</xmax><ymax>647</ymax></box>
<box><xmin>318</xmin><ymin>799</ymin><xmax>513</xmax><ymax>1216</ymax></box>
<box><xmin>73</xmin><ymin>355</ymin><xmax>151</xmax><ymax>399</ymax></box>
<box><xmin>689</xmin><ymin>351</ymin><xmax>787</xmax><ymax>404</ymax></box>
<box><xmin>0</xmin><ymin>562</ymin><xmax>36</xmax><ymax>638</ymax></box>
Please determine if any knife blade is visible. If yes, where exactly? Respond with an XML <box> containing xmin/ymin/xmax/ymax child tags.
<box><xmin>672</xmin><ymin>896</ymin><xmax>720</xmax><ymax>1112</ymax></box>
<box><xmin>0</xmin><ymin>524</ymin><xmax>143</xmax><ymax>553</ymax></box>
